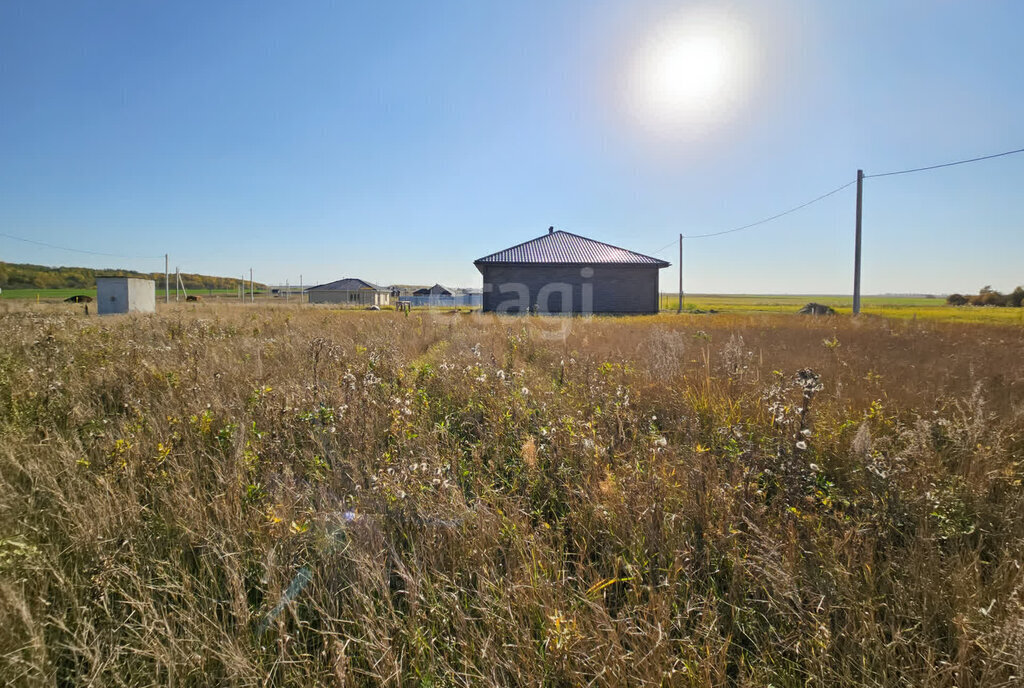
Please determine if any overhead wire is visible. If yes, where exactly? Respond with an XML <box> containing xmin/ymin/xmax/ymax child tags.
<box><xmin>864</xmin><ymin>146</ymin><xmax>1024</xmax><ymax>179</ymax></box>
<box><xmin>666</xmin><ymin>144</ymin><xmax>1024</xmax><ymax>245</ymax></box>
<box><xmin>651</xmin><ymin>239</ymin><xmax>678</xmax><ymax>255</ymax></box>
<box><xmin>7</xmin><ymin>147</ymin><xmax>1023</xmax><ymax>272</ymax></box>
<box><xmin>683</xmin><ymin>179</ymin><xmax>856</xmax><ymax>239</ymax></box>
<box><xmin>0</xmin><ymin>231</ymin><xmax>164</xmax><ymax>261</ymax></box>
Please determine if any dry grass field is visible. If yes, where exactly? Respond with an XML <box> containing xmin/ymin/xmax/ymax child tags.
<box><xmin>2</xmin><ymin>302</ymin><xmax>1024</xmax><ymax>686</ymax></box>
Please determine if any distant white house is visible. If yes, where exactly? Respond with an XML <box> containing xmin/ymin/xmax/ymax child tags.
<box><xmin>306</xmin><ymin>278</ymin><xmax>391</xmax><ymax>306</ymax></box>
<box><xmin>96</xmin><ymin>277</ymin><xmax>156</xmax><ymax>315</ymax></box>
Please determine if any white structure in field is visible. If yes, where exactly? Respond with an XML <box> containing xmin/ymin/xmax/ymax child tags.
<box><xmin>96</xmin><ymin>277</ymin><xmax>156</xmax><ymax>315</ymax></box>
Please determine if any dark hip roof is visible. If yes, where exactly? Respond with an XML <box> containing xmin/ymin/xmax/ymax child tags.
<box><xmin>474</xmin><ymin>230</ymin><xmax>670</xmax><ymax>267</ymax></box>
<box><xmin>413</xmin><ymin>283</ymin><xmax>453</xmax><ymax>296</ymax></box>
<box><xmin>306</xmin><ymin>277</ymin><xmax>385</xmax><ymax>291</ymax></box>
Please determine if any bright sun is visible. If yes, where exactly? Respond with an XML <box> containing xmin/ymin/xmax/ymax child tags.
<box><xmin>627</xmin><ymin>10</ymin><xmax>752</xmax><ymax>137</ymax></box>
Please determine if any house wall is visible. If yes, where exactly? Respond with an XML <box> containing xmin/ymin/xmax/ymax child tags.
<box><xmin>479</xmin><ymin>265</ymin><xmax>660</xmax><ymax>314</ymax></box>
<box><xmin>97</xmin><ymin>278</ymin><xmax>156</xmax><ymax>315</ymax></box>
<box><xmin>308</xmin><ymin>290</ymin><xmax>390</xmax><ymax>306</ymax></box>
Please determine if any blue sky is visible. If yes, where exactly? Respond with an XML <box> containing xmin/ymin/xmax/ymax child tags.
<box><xmin>2</xmin><ymin>0</ymin><xmax>1022</xmax><ymax>293</ymax></box>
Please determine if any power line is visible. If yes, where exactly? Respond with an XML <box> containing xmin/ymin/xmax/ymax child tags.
<box><xmin>651</xmin><ymin>239</ymin><xmax>677</xmax><ymax>255</ymax></box>
<box><xmin>660</xmin><ymin>145</ymin><xmax>1024</xmax><ymax>246</ymax></box>
<box><xmin>0</xmin><ymin>231</ymin><xmax>163</xmax><ymax>261</ymax></box>
<box><xmin>683</xmin><ymin>179</ymin><xmax>857</xmax><ymax>239</ymax></box>
<box><xmin>865</xmin><ymin>146</ymin><xmax>1024</xmax><ymax>179</ymax></box>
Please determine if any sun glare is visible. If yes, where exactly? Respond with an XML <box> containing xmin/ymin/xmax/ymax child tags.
<box><xmin>627</xmin><ymin>10</ymin><xmax>752</xmax><ymax>138</ymax></box>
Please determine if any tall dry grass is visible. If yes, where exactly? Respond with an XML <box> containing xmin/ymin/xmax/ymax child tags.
<box><xmin>1</xmin><ymin>303</ymin><xmax>1023</xmax><ymax>686</ymax></box>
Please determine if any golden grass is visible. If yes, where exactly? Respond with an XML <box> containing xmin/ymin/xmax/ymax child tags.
<box><xmin>1</xmin><ymin>302</ymin><xmax>1023</xmax><ymax>686</ymax></box>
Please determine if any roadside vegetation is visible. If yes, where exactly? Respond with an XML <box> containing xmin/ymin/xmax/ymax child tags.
<box><xmin>947</xmin><ymin>285</ymin><xmax>1024</xmax><ymax>308</ymax></box>
<box><xmin>2</xmin><ymin>303</ymin><xmax>1023</xmax><ymax>686</ymax></box>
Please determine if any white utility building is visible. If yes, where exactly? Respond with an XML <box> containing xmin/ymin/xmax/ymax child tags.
<box><xmin>96</xmin><ymin>277</ymin><xmax>156</xmax><ymax>315</ymax></box>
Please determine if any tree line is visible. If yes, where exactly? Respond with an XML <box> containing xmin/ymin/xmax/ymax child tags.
<box><xmin>0</xmin><ymin>261</ymin><xmax>266</xmax><ymax>291</ymax></box>
<box><xmin>947</xmin><ymin>286</ymin><xmax>1024</xmax><ymax>307</ymax></box>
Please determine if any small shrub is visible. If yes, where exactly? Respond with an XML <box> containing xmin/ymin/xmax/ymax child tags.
<box><xmin>946</xmin><ymin>293</ymin><xmax>968</xmax><ymax>306</ymax></box>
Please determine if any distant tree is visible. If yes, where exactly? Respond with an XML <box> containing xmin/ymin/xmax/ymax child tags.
<box><xmin>1009</xmin><ymin>286</ymin><xmax>1024</xmax><ymax>308</ymax></box>
<box><xmin>0</xmin><ymin>261</ymin><xmax>265</xmax><ymax>291</ymax></box>
<box><xmin>970</xmin><ymin>285</ymin><xmax>1007</xmax><ymax>307</ymax></box>
<box><xmin>946</xmin><ymin>293</ymin><xmax>968</xmax><ymax>306</ymax></box>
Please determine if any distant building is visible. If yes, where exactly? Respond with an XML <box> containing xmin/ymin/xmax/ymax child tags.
<box><xmin>474</xmin><ymin>228</ymin><xmax>669</xmax><ymax>314</ymax></box>
<box><xmin>306</xmin><ymin>278</ymin><xmax>391</xmax><ymax>306</ymax></box>
<box><xmin>269</xmin><ymin>285</ymin><xmax>304</xmax><ymax>298</ymax></box>
<box><xmin>413</xmin><ymin>284</ymin><xmax>453</xmax><ymax>297</ymax></box>
<box><xmin>96</xmin><ymin>277</ymin><xmax>156</xmax><ymax>315</ymax></box>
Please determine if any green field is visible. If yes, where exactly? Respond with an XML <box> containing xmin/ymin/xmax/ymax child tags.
<box><xmin>1</xmin><ymin>287</ymin><xmax>260</xmax><ymax>300</ymax></box>
<box><xmin>0</xmin><ymin>288</ymin><xmax>98</xmax><ymax>301</ymax></box>
<box><xmin>660</xmin><ymin>293</ymin><xmax>1024</xmax><ymax>324</ymax></box>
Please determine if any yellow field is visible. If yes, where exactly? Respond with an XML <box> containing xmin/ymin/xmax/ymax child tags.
<box><xmin>660</xmin><ymin>293</ymin><xmax>1024</xmax><ymax>324</ymax></box>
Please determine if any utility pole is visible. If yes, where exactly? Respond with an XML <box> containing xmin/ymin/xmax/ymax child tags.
<box><xmin>299</xmin><ymin>274</ymin><xmax>303</xmax><ymax>304</ymax></box>
<box><xmin>250</xmin><ymin>268</ymin><xmax>254</xmax><ymax>303</ymax></box>
<box><xmin>164</xmin><ymin>254</ymin><xmax>169</xmax><ymax>304</ymax></box>
<box><xmin>853</xmin><ymin>169</ymin><xmax>864</xmax><ymax>315</ymax></box>
<box><xmin>175</xmin><ymin>267</ymin><xmax>180</xmax><ymax>301</ymax></box>
<box><xmin>676</xmin><ymin>233</ymin><xmax>683</xmax><ymax>314</ymax></box>
<box><xmin>285</xmin><ymin>280</ymin><xmax>289</xmax><ymax>301</ymax></box>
